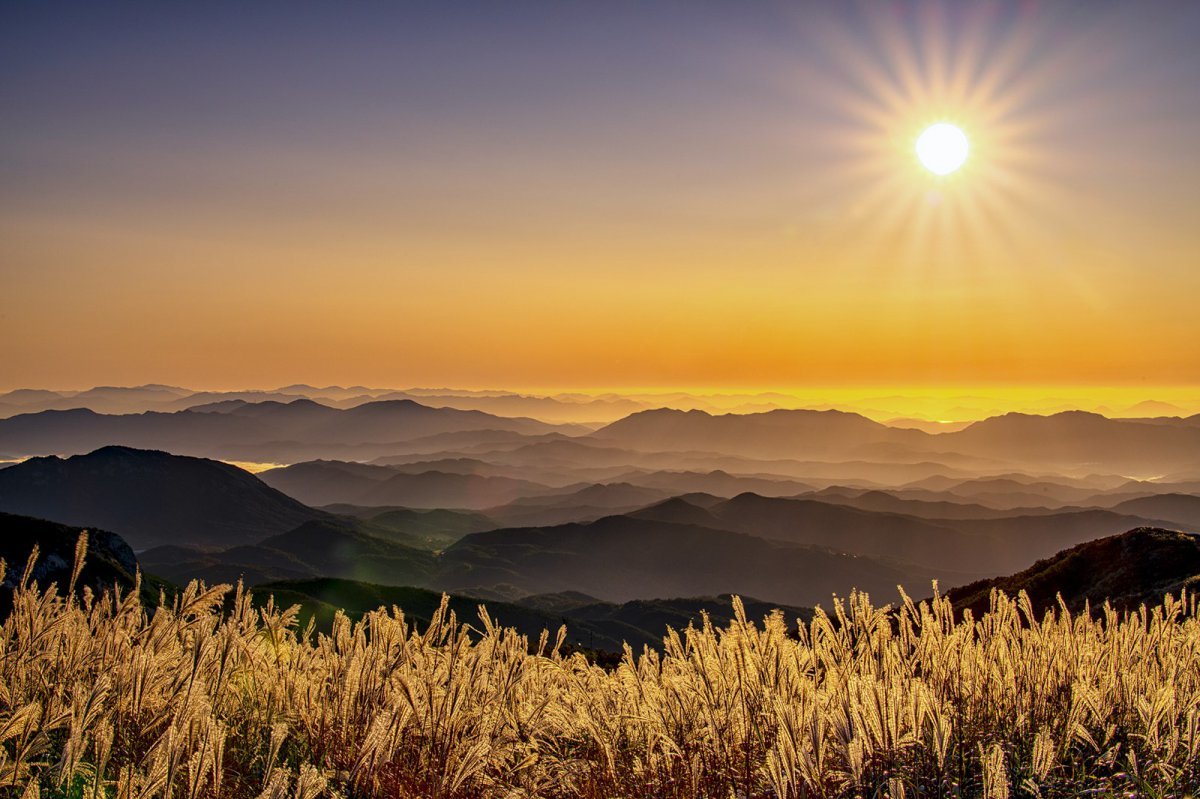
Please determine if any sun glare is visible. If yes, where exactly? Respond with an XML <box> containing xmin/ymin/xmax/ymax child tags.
<box><xmin>915</xmin><ymin>123</ymin><xmax>969</xmax><ymax>175</ymax></box>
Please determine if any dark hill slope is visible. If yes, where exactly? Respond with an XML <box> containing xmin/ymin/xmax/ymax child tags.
<box><xmin>631</xmin><ymin>493</ymin><xmax>1177</xmax><ymax>576</ymax></box>
<box><xmin>0</xmin><ymin>446</ymin><xmax>328</xmax><ymax>549</ymax></box>
<box><xmin>435</xmin><ymin>515</ymin><xmax>954</xmax><ymax>607</ymax></box>
<box><xmin>140</xmin><ymin>518</ymin><xmax>435</xmax><ymax>588</ymax></box>
<box><xmin>0</xmin><ymin>512</ymin><xmax>139</xmax><ymax>615</ymax></box>
<box><xmin>947</xmin><ymin>527</ymin><xmax>1200</xmax><ymax>616</ymax></box>
<box><xmin>259</xmin><ymin>460</ymin><xmax>554</xmax><ymax>509</ymax></box>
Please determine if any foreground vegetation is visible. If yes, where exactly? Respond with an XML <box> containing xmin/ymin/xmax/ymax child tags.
<box><xmin>2</xmin><ymin>538</ymin><xmax>1199</xmax><ymax>798</ymax></box>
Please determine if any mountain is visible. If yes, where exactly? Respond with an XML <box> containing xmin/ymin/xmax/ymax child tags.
<box><xmin>355</xmin><ymin>471</ymin><xmax>553</xmax><ymax>509</ymax></box>
<box><xmin>0</xmin><ymin>399</ymin><xmax>579</xmax><ymax>461</ymax></box>
<box><xmin>0</xmin><ymin>512</ymin><xmax>139</xmax><ymax>615</ymax></box>
<box><xmin>481</xmin><ymin>482</ymin><xmax>677</xmax><ymax>527</ymax></box>
<box><xmin>946</xmin><ymin>527</ymin><xmax>1200</xmax><ymax>616</ymax></box>
<box><xmin>260</xmin><ymin>460</ymin><xmax>557</xmax><ymax>509</ymax></box>
<box><xmin>799</xmin><ymin>488</ymin><xmax>1031</xmax><ymax>520</ymax></box>
<box><xmin>1120</xmin><ymin>400</ymin><xmax>1189</xmax><ymax>418</ymax></box>
<box><xmin>591</xmin><ymin>408</ymin><xmax>929</xmax><ymax>460</ymax></box>
<box><xmin>942</xmin><ymin>412</ymin><xmax>1200</xmax><ymax>473</ymax></box>
<box><xmin>610</xmin><ymin>469</ymin><xmax>816</xmax><ymax>498</ymax></box>
<box><xmin>140</xmin><ymin>518</ymin><xmax>435</xmax><ymax>587</ymax></box>
<box><xmin>0</xmin><ymin>385</ymin><xmax>193</xmax><ymax>418</ymax></box>
<box><xmin>0</xmin><ymin>446</ymin><xmax>328</xmax><ymax>549</ymax></box>
<box><xmin>629</xmin><ymin>493</ymin><xmax>1178</xmax><ymax>576</ymax></box>
<box><xmin>653</xmin><ymin>493</ymin><xmax>980</xmax><ymax>569</ymax></box>
<box><xmin>434</xmin><ymin>515</ymin><xmax>950</xmax><ymax>606</ymax></box>
<box><xmin>499</xmin><ymin>482</ymin><xmax>672</xmax><ymax>510</ymax></box>
<box><xmin>1106</xmin><ymin>494</ymin><xmax>1200</xmax><ymax>531</ymax></box>
<box><xmin>355</xmin><ymin>508</ymin><xmax>497</xmax><ymax>548</ymax></box>
<box><xmin>361</xmin><ymin>391</ymin><xmax>646</xmax><ymax>424</ymax></box>
<box><xmin>256</xmin><ymin>461</ymin><xmax>401</xmax><ymax>506</ymax></box>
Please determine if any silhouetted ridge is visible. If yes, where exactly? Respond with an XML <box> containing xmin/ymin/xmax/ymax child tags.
<box><xmin>0</xmin><ymin>512</ymin><xmax>140</xmax><ymax>616</ymax></box>
<box><xmin>947</xmin><ymin>527</ymin><xmax>1200</xmax><ymax>616</ymax></box>
<box><xmin>0</xmin><ymin>446</ymin><xmax>328</xmax><ymax>549</ymax></box>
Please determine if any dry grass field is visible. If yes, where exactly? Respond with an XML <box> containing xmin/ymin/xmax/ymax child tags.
<box><xmin>2</xmin><ymin>536</ymin><xmax>1198</xmax><ymax>798</ymax></box>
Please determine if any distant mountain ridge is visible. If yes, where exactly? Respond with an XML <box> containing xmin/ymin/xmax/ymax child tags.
<box><xmin>593</xmin><ymin>407</ymin><xmax>1200</xmax><ymax>473</ymax></box>
<box><xmin>592</xmin><ymin>408</ymin><xmax>929</xmax><ymax>459</ymax></box>
<box><xmin>0</xmin><ymin>399</ymin><xmax>579</xmax><ymax>461</ymax></box>
<box><xmin>259</xmin><ymin>460</ymin><xmax>556</xmax><ymax>509</ymax></box>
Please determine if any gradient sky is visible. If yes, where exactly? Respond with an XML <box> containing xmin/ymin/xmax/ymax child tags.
<box><xmin>3</xmin><ymin>1</ymin><xmax>1199</xmax><ymax>392</ymax></box>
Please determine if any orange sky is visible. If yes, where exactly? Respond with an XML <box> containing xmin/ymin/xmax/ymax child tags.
<box><xmin>3</xmin><ymin>2</ymin><xmax>1198</xmax><ymax>395</ymax></box>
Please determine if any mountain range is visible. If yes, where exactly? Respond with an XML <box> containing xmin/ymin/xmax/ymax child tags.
<box><xmin>0</xmin><ymin>399</ymin><xmax>578</xmax><ymax>462</ymax></box>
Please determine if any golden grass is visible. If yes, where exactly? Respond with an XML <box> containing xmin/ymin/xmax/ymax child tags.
<box><xmin>2</xmin><ymin>536</ymin><xmax>1199</xmax><ymax>798</ymax></box>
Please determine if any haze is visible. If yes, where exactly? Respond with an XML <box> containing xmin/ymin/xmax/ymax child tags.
<box><xmin>3</xmin><ymin>1</ymin><xmax>1199</xmax><ymax>393</ymax></box>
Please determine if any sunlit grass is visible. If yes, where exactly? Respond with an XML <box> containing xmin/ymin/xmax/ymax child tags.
<box><xmin>2</xmin><ymin>536</ymin><xmax>1199</xmax><ymax>798</ymax></box>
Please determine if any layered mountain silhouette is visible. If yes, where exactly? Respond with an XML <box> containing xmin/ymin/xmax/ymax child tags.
<box><xmin>0</xmin><ymin>399</ymin><xmax>577</xmax><ymax>461</ymax></box>
<box><xmin>627</xmin><ymin>493</ymin><xmax>1181</xmax><ymax>576</ymax></box>
<box><xmin>140</xmin><ymin>518</ymin><xmax>435</xmax><ymax>586</ymax></box>
<box><xmin>947</xmin><ymin>527</ymin><xmax>1200</xmax><ymax>616</ymax></box>
<box><xmin>942</xmin><ymin>411</ymin><xmax>1200</xmax><ymax>473</ymax></box>
<box><xmin>592</xmin><ymin>408</ymin><xmax>1200</xmax><ymax>473</ymax></box>
<box><xmin>0</xmin><ymin>446</ymin><xmax>328</xmax><ymax>549</ymax></box>
<box><xmin>433</xmin><ymin>514</ymin><xmax>957</xmax><ymax>606</ymax></box>
<box><xmin>592</xmin><ymin>408</ymin><xmax>929</xmax><ymax>460</ymax></box>
<box><xmin>259</xmin><ymin>460</ymin><xmax>555</xmax><ymax>509</ymax></box>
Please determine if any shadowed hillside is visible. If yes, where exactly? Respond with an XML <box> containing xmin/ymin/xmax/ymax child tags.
<box><xmin>947</xmin><ymin>527</ymin><xmax>1200</xmax><ymax>616</ymax></box>
<box><xmin>0</xmin><ymin>446</ymin><xmax>328</xmax><ymax>549</ymax></box>
<box><xmin>0</xmin><ymin>512</ymin><xmax>140</xmax><ymax>615</ymax></box>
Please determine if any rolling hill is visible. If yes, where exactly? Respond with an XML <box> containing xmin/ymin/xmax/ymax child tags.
<box><xmin>140</xmin><ymin>518</ymin><xmax>436</xmax><ymax>587</ymax></box>
<box><xmin>434</xmin><ymin>514</ymin><xmax>953</xmax><ymax>606</ymax></box>
<box><xmin>0</xmin><ymin>446</ymin><xmax>328</xmax><ymax>549</ymax></box>
<box><xmin>260</xmin><ymin>459</ymin><xmax>555</xmax><ymax>509</ymax></box>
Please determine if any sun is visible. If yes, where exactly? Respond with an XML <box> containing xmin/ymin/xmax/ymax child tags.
<box><xmin>915</xmin><ymin>123</ymin><xmax>969</xmax><ymax>175</ymax></box>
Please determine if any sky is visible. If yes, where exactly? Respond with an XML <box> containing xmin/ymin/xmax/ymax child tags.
<box><xmin>2</xmin><ymin>1</ymin><xmax>1199</xmax><ymax>394</ymax></box>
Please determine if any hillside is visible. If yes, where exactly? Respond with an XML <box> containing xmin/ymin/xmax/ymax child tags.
<box><xmin>434</xmin><ymin>514</ymin><xmax>953</xmax><ymax>606</ymax></box>
<box><xmin>140</xmin><ymin>518</ymin><xmax>436</xmax><ymax>587</ymax></box>
<box><xmin>947</xmin><ymin>527</ymin><xmax>1200</xmax><ymax>616</ymax></box>
<box><xmin>0</xmin><ymin>446</ymin><xmax>328</xmax><ymax>549</ymax></box>
<box><xmin>260</xmin><ymin>460</ymin><xmax>555</xmax><ymax>508</ymax></box>
<box><xmin>0</xmin><ymin>512</ymin><xmax>140</xmax><ymax>615</ymax></box>
<box><xmin>630</xmin><ymin>493</ymin><xmax>1177</xmax><ymax>575</ymax></box>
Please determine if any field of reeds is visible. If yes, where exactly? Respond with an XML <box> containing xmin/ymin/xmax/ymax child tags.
<box><xmin>2</xmin><ymin>536</ymin><xmax>1199</xmax><ymax>799</ymax></box>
